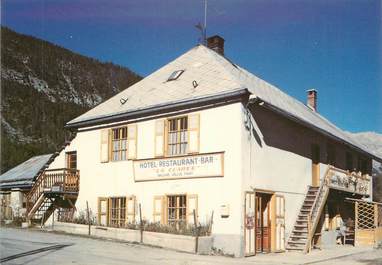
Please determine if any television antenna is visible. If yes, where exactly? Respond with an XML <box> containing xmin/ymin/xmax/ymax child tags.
<box><xmin>195</xmin><ymin>0</ymin><xmax>207</xmax><ymax>45</ymax></box>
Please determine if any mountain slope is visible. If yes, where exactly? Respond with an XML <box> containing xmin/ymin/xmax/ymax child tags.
<box><xmin>1</xmin><ymin>27</ymin><xmax>142</xmax><ymax>173</ymax></box>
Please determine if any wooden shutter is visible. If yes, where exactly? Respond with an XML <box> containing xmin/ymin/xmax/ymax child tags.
<box><xmin>153</xmin><ymin>196</ymin><xmax>165</xmax><ymax>224</ymax></box>
<box><xmin>187</xmin><ymin>194</ymin><xmax>198</xmax><ymax>224</ymax></box>
<box><xmin>100</xmin><ymin>129</ymin><xmax>110</xmax><ymax>163</ymax></box>
<box><xmin>98</xmin><ymin>197</ymin><xmax>109</xmax><ymax>226</ymax></box>
<box><xmin>126</xmin><ymin>196</ymin><xmax>136</xmax><ymax>224</ymax></box>
<box><xmin>188</xmin><ymin>114</ymin><xmax>200</xmax><ymax>153</ymax></box>
<box><xmin>275</xmin><ymin>195</ymin><xmax>285</xmax><ymax>251</ymax></box>
<box><xmin>127</xmin><ymin>124</ymin><xmax>137</xmax><ymax>159</ymax></box>
<box><xmin>155</xmin><ymin>120</ymin><xmax>165</xmax><ymax>157</ymax></box>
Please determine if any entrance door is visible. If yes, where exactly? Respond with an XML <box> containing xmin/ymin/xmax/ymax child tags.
<box><xmin>311</xmin><ymin>144</ymin><xmax>320</xmax><ymax>187</ymax></box>
<box><xmin>244</xmin><ymin>192</ymin><xmax>256</xmax><ymax>256</ymax></box>
<box><xmin>255</xmin><ymin>193</ymin><xmax>271</xmax><ymax>253</ymax></box>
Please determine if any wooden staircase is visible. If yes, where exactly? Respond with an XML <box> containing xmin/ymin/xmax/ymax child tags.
<box><xmin>286</xmin><ymin>183</ymin><xmax>329</xmax><ymax>253</ymax></box>
<box><xmin>26</xmin><ymin>168</ymin><xmax>79</xmax><ymax>225</ymax></box>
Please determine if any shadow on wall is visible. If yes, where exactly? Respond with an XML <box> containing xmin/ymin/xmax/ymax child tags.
<box><xmin>248</xmin><ymin>104</ymin><xmax>371</xmax><ymax>174</ymax></box>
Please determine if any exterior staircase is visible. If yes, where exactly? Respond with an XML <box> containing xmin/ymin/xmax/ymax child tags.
<box><xmin>286</xmin><ymin>184</ymin><xmax>329</xmax><ymax>253</ymax></box>
<box><xmin>26</xmin><ymin>168</ymin><xmax>79</xmax><ymax>225</ymax></box>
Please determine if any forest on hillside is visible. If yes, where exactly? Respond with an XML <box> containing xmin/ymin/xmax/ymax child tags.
<box><xmin>1</xmin><ymin>27</ymin><xmax>142</xmax><ymax>172</ymax></box>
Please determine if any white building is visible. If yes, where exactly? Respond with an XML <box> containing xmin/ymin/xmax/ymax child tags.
<box><xmin>24</xmin><ymin>36</ymin><xmax>381</xmax><ymax>257</ymax></box>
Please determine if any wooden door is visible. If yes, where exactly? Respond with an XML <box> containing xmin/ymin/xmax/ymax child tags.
<box><xmin>255</xmin><ymin>193</ymin><xmax>271</xmax><ymax>253</ymax></box>
<box><xmin>244</xmin><ymin>192</ymin><xmax>256</xmax><ymax>256</ymax></box>
<box><xmin>311</xmin><ymin>144</ymin><xmax>320</xmax><ymax>187</ymax></box>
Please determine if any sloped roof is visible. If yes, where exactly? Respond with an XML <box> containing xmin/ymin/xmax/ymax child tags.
<box><xmin>0</xmin><ymin>154</ymin><xmax>53</xmax><ymax>189</ymax></box>
<box><xmin>67</xmin><ymin>45</ymin><xmax>380</xmax><ymax>161</ymax></box>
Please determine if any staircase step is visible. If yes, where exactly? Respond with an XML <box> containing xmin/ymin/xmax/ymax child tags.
<box><xmin>290</xmin><ymin>235</ymin><xmax>307</xmax><ymax>239</ymax></box>
<box><xmin>288</xmin><ymin>241</ymin><xmax>306</xmax><ymax>245</ymax></box>
<box><xmin>292</xmin><ymin>229</ymin><xmax>308</xmax><ymax>233</ymax></box>
<box><xmin>286</xmin><ymin>246</ymin><xmax>304</xmax><ymax>251</ymax></box>
<box><xmin>294</xmin><ymin>224</ymin><xmax>308</xmax><ymax>228</ymax></box>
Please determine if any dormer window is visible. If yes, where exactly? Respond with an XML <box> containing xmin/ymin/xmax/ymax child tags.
<box><xmin>167</xmin><ymin>70</ymin><xmax>184</xmax><ymax>81</ymax></box>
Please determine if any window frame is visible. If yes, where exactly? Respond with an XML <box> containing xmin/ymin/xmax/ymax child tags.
<box><xmin>65</xmin><ymin>151</ymin><xmax>77</xmax><ymax>170</ymax></box>
<box><xmin>166</xmin><ymin>194</ymin><xmax>187</xmax><ymax>227</ymax></box>
<box><xmin>111</xmin><ymin>126</ymin><xmax>128</xmax><ymax>161</ymax></box>
<box><xmin>109</xmin><ymin>196</ymin><xmax>127</xmax><ymax>228</ymax></box>
<box><xmin>167</xmin><ymin>70</ymin><xmax>184</xmax><ymax>81</ymax></box>
<box><xmin>166</xmin><ymin>116</ymin><xmax>188</xmax><ymax>157</ymax></box>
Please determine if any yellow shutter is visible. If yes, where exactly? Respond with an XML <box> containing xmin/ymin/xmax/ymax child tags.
<box><xmin>100</xmin><ymin>129</ymin><xmax>110</xmax><ymax>163</ymax></box>
<box><xmin>188</xmin><ymin>114</ymin><xmax>200</xmax><ymax>153</ymax></box>
<box><xmin>155</xmin><ymin>120</ymin><xmax>165</xmax><ymax>157</ymax></box>
<box><xmin>126</xmin><ymin>196</ymin><xmax>136</xmax><ymax>224</ymax></box>
<box><xmin>127</xmin><ymin>124</ymin><xmax>137</xmax><ymax>159</ymax></box>
<box><xmin>153</xmin><ymin>195</ymin><xmax>165</xmax><ymax>224</ymax></box>
<box><xmin>275</xmin><ymin>195</ymin><xmax>285</xmax><ymax>251</ymax></box>
<box><xmin>187</xmin><ymin>194</ymin><xmax>198</xmax><ymax>224</ymax></box>
<box><xmin>98</xmin><ymin>197</ymin><xmax>109</xmax><ymax>226</ymax></box>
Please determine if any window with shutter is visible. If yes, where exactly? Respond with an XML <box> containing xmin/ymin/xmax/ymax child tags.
<box><xmin>187</xmin><ymin>114</ymin><xmax>200</xmax><ymax>153</ymax></box>
<box><xmin>153</xmin><ymin>196</ymin><xmax>164</xmax><ymax>224</ymax></box>
<box><xmin>155</xmin><ymin>120</ymin><xmax>165</xmax><ymax>157</ymax></box>
<box><xmin>187</xmin><ymin>194</ymin><xmax>198</xmax><ymax>224</ymax></box>
<box><xmin>127</xmin><ymin>124</ymin><xmax>137</xmax><ymax>159</ymax></box>
<box><xmin>111</xmin><ymin>127</ymin><xmax>128</xmax><ymax>161</ymax></box>
<box><xmin>126</xmin><ymin>196</ymin><xmax>136</xmax><ymax>224</ymax></box>
<box><xmin>167</xmin><ymin>117</ymin><xmax>188</xmax><ymax>156</ymax></box>
<box><xmin>100</xmin><ymin>130</ymin><xmax>110</xmax><ymax>163</ymax></box>
<box><xmin>98</xmin><ymin>197</ymin><xmax>109</xmax><ymax>226</ymax></box>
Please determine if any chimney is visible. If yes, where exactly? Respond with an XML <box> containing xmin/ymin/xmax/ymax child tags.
<box><xmin>207</xmin><ymin>35</ymin><xmax>225</xmax><ymax>56</ymax></box>
<box><xmin>307</xmin><ymin>89</ymin><xmax>317</xmax><ymax>111</ymax></box>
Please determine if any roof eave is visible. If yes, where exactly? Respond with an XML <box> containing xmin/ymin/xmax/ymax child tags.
<box><xmin>249</xmin><ymin>97</ymin><xmax>382</xmax><ymax>163</ymax></box>
<box><xmin>65</xmin><ymin>88</ymin><xmax>250</xmax><ymax>129</ymax></box>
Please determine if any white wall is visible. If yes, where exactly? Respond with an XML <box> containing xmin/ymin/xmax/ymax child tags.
<box><xmin>48</xmin><ymin>103</ymin><xmax>245</xmax><ymax>252</ymax></box>
<box><xmin>241</xmin><ymin>107</ymin><xmax>312</xmax><ymax>239</ymax></box>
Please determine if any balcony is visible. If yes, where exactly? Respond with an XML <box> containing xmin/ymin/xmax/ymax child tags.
<box><xmin>325</xmin><ymin>166</ymin><xmax>371</xmax><ymax>196</ymax></box>
<box><xmin>26</xmin><ymin>168</ymin><xmax>80</xmax><ymax>217</ymax></box>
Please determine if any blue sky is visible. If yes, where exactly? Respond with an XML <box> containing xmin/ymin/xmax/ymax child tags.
<box><xmin>2</xmin><ymin>0</ymin><xmax>381</xmax><ymax>133</ymax></box>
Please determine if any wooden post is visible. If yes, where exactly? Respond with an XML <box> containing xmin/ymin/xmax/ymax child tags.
<box><xmin>208</xmin><ymin>211</ymin><xmax>214</xmax><ymax>235</ymax></box>
<box><xmin>193</xmin><ymin>209</ymin><xmax>199</xmax><ymax>253</ymax></box>
<box><xmin>139</xmin><ymin>203</ymin><xmax>143</xmax><ymax>243</ymax></box>
<box><xmin>86</xmin><ymin>201</ymin><xmax>91</xmax><ymax>236</ymax></box>
<box><xmin>52</xmin><ymin>209</ymin><xmax>55</xmax><ymax>229</ymax></box>
<box><xmin>374</xmin><ymin>204</ymin><xmax>378</xmax><ymax>228</ymax></box>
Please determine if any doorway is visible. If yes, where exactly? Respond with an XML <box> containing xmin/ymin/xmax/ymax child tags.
<box><xmin>311</xmin><ymin>144</ymin><xmax>320</xmax><ymax>187</ymax></box>
<box><xmin>255</xmin><ymin>193</ymin><xmax>272</xmax><ymax>253</ymax></box>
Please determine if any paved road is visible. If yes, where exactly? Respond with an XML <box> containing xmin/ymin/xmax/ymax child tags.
<box><xmin>0</xmin><ymin>228</ymin><xmax>381</xmax><ymax>265</ymax></box>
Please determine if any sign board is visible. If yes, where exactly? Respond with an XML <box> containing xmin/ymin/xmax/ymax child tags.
<box><xmin>133</xmin><ymin>152</ymin><xmax>224</xmax><ymax>181</ymax></box>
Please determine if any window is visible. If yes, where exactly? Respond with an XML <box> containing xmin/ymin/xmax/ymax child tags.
<box><xmin>326</xmin><ymin>143</ymin><xmax>336</xmax><ymax>166</ymax></box>
<box><xmin>167</xmin><ymin>117</ymin><xmax>188</xmax><ymax>156</ymax></box>
<box><xmin>66</xmin><ymin>151</ymin><xmax>77</xmax><ymax>170</ymax></box>
<box><xmin>111</xmin><ymin>127</ymin><xmax>128</xmax><ymax>161</ymax></box>
<box><xmin>346</xmin><ymin>152</ymin><xmax>353</xmax><ymax>171</ymax></box>
<box><xmin>109</xmin><ymin>197</ymin><xmax>126</xmax><ymax>227</ymax></box>
<box><xmin>167</xmin><ymin>195</ymin><xmax>187</xmax><ymax>227</ymax></box>
<box><xmin>358</xmin><ymin>157</ymin><xmax>368</xmax><ymax>175</ymax></box>
<box><xmin>97</xmin><ymin>196</ymin><xmax>136</xmax><ymax>227</ymax></box>
<box><xmin>167</xmin><ymin>70</ymin><xmax>184</xmax><ymax>81</ymax></box>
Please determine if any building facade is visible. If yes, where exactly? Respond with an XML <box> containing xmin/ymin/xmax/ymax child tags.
<box><xmin>25</xmin><ymin>37</ymin><xmax>380</xmax><ymax>257</ymax></box>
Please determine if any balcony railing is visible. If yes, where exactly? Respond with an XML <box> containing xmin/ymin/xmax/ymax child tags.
<box><xmin>325</xmin><ymin>166</ymin><xmax>370</xmax><ymax>196</ymax></box>
<box><xmin>26</xmin><ymin>168</ymin><xmax>80</xmax><ymax>214</ymax></box>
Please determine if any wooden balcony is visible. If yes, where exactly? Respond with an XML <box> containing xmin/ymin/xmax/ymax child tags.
<box><xmin>26</xmin><ymin>168</ymin><xmax>80</xmax><ymax>215</ymax></box>
<box><xmin>325</xmin><ymin>166</ymin><xmax>371</xmax><ymax>196</ymax></box>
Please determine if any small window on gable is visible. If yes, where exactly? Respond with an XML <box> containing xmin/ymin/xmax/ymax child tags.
<box><xmin>167</xmin><ymin>70</ymin><xmax>184</xmax><ymax>81</ymax></box>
